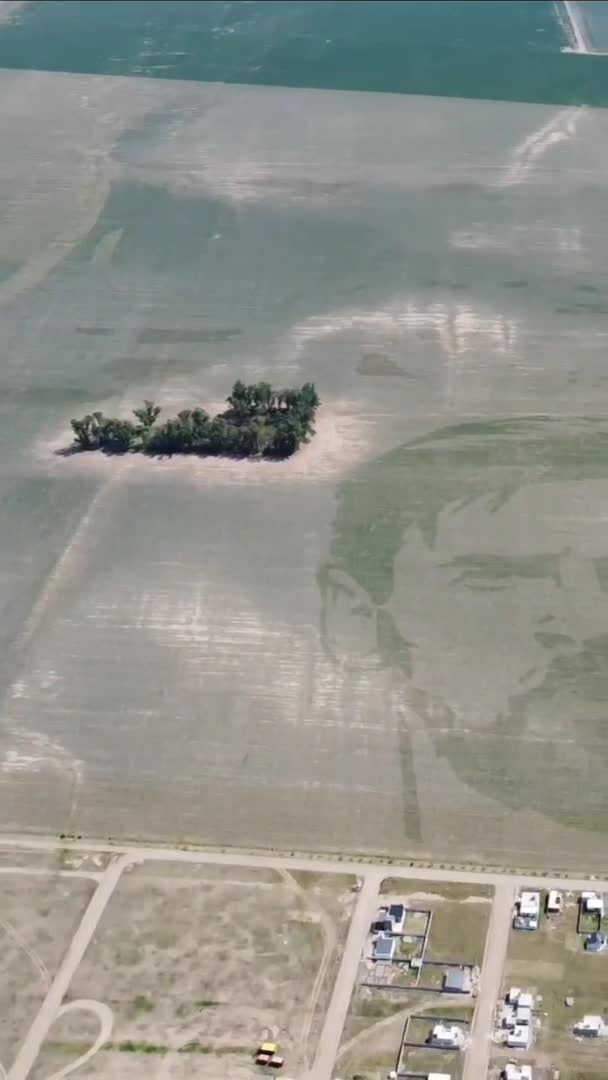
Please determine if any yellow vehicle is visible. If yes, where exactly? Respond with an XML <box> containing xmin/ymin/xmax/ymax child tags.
<box><xmin>258</xmin><ymin>1042</ymin><xmax>278</xmax><ymax>1056</ymax></box>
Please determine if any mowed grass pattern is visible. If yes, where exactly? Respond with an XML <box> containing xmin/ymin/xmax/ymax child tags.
<box><xmin>2</xmin><ymin>71</ymin><xmax>608</xmax><ymax>863</ymax></box>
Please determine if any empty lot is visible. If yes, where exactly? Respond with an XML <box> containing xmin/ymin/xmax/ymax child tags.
<box><xmin>0</xmin><ymin>869</ymin><xmax>95</xmax><ymax>1070</ymax></box>
<box><xmin>30</xmin><ymin>861</ymin><xmax>355</xmax><ymax>1079</ymax></box>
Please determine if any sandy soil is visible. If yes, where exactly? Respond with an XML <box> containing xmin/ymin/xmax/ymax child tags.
<box><xmin>33</xmin><ymin>400</ymin><xmax>376</xmax><ymax>488</ymax></box>
<box><xmin>0</xmin><ymin>872</ymin><xmax>94</xmax><ymax>1069</ymax></box>
<box><xmin>30</xmin><ymin>864</ymin><xmax>355</xmax><ymax>1080</ymax></box>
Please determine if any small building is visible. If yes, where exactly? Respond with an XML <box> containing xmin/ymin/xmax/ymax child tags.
<box><xmin>372</xmin><ymin>904</ymin><xmax>406</xmax><ymax>934</ymax></box>
<box><xmin>547</xmin><ymin>890</ymin><xmax>562</xmax><ymax>914</ymax></box>
<box><xmin>504</xmin><ymin>1065</ymin><xmax>533</xmax><ymax>1080</ymax></box>
<box><xmin>516</xmin><ymin>1005</ymin><xmax>532</xmax><ymax>1026</ymax></box>
<box><xmin>444</xmin><ymin>967</ymin><xmax>472</xmax><ymax>994</ymax></box>
<box><xmin>388</xmin><ymin>903</ymin><xmax>406</xmax><ymax>931</ymax></box>
<box><xmin>574</xmin><ymin>1014</ymin><xmax>604</xmax><ymax>1037</ymax></box>
<box><xmin>507</xmin><ymin>1024</ymin><xmax>531</xmax><ymax>1050</ymax></box>
<box><xmin>584</xmin><ymin>931</ymin><xmax>607</xmax><ymax>953</ymax></box>
<box><xmin>428</xmin><ymin>1075</ymin><xmax>452</xmax><ymax>1080</ymax></box>
<box><xmin>514</xmin><ymin>892</ymin><xmax>540</xmax><ymax>931</ymax></box>
<box><xmin>503</xmin><ymin>1011</ymin><xmax>517</xmax><ymax>1032</ymax></box>
<box><xmin>507</xmin><ymin>989</ymin><xmax>534</xmax><ymax>1010</ymax></box>
<box><xmin>429</xmin><ymin>1023</ymin><xmax>465</xmax><ymax>1049</ymax></box>
<box><xmin>371</xmin><ymin>917</ymin><xmax>393</xmax><ymax>934</ymax></box>
<box><xmin>373</xmin><ymin>934</ymin><xmax>395</xmax><ymax>961</ymax></box>
<box><xmin>581</xmin><ymin>891</ymin><xmax>604</xmax><ymax>915</ymax></box>
<box><xmin>520</xmin><ymin>892</ymin><xmax>540</xmax><ymax>918</ymax></box>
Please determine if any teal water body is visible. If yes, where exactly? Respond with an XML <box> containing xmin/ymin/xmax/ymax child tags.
<box><xmin>2</xmin><ymin>0</ymin><xmax>608</xmax><ymax>105</ymax></box>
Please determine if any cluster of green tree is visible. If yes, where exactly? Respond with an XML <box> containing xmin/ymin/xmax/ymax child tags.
<box><xmin>70</xmin><ymin>381</ymin><xmax>320</xmax><ymax>460</ymax></box>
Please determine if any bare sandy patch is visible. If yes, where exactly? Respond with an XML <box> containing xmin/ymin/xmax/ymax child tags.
<box><xmin>33</xmin><ymin>400</ymin><xmax>376</xmax><ymax>488</ymax></box>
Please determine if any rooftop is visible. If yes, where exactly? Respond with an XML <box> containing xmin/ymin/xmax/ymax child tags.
<box><xmin>575</xmin><ymin>1013</ymin><xmax>603</xmax><ymax>1028</ymax></box>
<box><xmin>506</xmin><ymin>1025</ymin><xmax>530</xmax><ymax>1048</ymax></box>
<box><xmin>585</xmin><ymin>931</ymin><xmax>607</xmax><ymax>951</ymax></box>
<box><xmin>504</xmin><ymin>1065</ymin><xmax>533</xmax><ymax>1080</ymax></box>
<box><xmin>519</xmin><ymin>891</ymin><xmax>540</xmax><ymax>916</ymax></box>
<box><xmin>444</xmin><ymin>967</ymin><xmax>471</xmax><ymax>993</ymax></box>
<box><xmin>373</xmin><ymin>934</ymin><xmax>395</xmax><ymax>960</ymax></box>
<box><xmin>582</xmin><ymin>891</ymin><xmax>604</xmax><ymax>912</ymax></box>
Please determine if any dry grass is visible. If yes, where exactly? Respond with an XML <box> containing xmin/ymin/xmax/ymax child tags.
<box><xmin>381</xmin><ymin>878</ymin><xmax>493</xmax><ymax>901</ymax></box>
<box><xmin>0</xmin><ymin>870</ymin><xmax>95</xmax><ymax>1067</ymax></box>
<box><xmin>30</xmin><ymin>862</ymin><xmax>355</xmax><ymax>1080</ymax></box>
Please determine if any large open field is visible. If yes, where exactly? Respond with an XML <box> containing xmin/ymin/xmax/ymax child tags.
<box><xmin>28</xmin><ymin>861</ymin><xmax>355</xmax><ymax>1079</ymax></box>
<box><xmin>2</xmin><ymin>60</ymin><xmax>608</xmax><ymax>864</ymax></box>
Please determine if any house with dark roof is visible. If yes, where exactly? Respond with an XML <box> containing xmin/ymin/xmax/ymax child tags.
<box><xmin>444</xmin><ymin>967</ymin><xmax>472</xmax><ymax>994</ymax></box>
<box><xmin>584</xmin><ymin>931</ymin><xmax>607</xmax><ymax>953</ymax></box>
<box><xmin>371</xmin><ymin>917</ymin><xmax>393</xmax><ymax>934</ymax></box>
<box><xmin>388</xmin><ymin>903</ymin><xmax>405</xmax><ymax>931</ymax></box>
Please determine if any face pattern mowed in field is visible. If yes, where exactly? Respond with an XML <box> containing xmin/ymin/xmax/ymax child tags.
<box><xmin>2</xmin><ymin>66</ymin><xmax>608</xmax><ymax>865</ymax></box>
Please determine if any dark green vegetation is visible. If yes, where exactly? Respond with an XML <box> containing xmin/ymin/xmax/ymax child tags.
<box><xmin>70</xmin><ymin>381</ymin><xmax>320</xmax><ymax>460</ymax></box>
<box><xmin>3</xmin><ymin>1</ymin><xmax>606</xmax><ymax>108</ymax></box>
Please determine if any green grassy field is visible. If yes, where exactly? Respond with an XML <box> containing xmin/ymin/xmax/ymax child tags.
<box><xmin>1</xmin><ymin>65</ymin><xmax>608</xmax><ymax>866</ymax></box>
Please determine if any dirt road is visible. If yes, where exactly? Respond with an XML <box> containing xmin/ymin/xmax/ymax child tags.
<box><xmin>463</xmin><ymin>880</ymin><xmax>515</xmax><ymax>1080</ymax></box>
<box><xmin>306</xmin><ymin>870</ymin><xmax>381</xmax><ymax>1080</ymax></box>
<box><xmin>7</xmin><ymin>855</ymin><xmax>128</xmax><ymax>1080</ymax></box>
<box><xmin>4</xmin><ymin>833</ymin><xmax>608</xmax><ymax>893</ymax></box>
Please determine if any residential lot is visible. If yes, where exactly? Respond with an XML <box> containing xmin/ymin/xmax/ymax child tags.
<box><xmin>334</xmin><ymin>879</ymin><xmax>491</xmax><ymax>1079</ymax></box>
<box><xmin>0</xmin><ymin>870</ymin><xmax>95</xmax><ymax>1070</ymax></box>
<box><xmin>30</xmin><ymin>862</ymin><xmax>355</xmax><ymax>1079</ymax></box>
<box><xmin>490</xmin><ymin>889</ymin><xmax>608</xmax><ymax>1080</ymax></box>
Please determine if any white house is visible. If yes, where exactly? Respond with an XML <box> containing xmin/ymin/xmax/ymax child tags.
<box><xmin>429</xmin><ymin>1023</ymin><xmax>465</xmax><ymax>1049</ymax></box>
<box><xmin>507</xmin><ymin>1025</ymin><xmax>530</xmax><ymax>1050</ymax></box>
<box><xmin>581</xmin><ymin>891</ymin><xmax>604</xmax><ymax>915</ymax></box>
<box><xmin>428</xmin><ymin>1075</ymin><xmax>452</xmax><ymax>1080</ymax></box>
<box><xmin>503</xmin><ymin>1011</ymin><xmax>517</xmax><ymax>1032</ymax></box>
<box><xmin>547</xmin><ymin>890</ymin><xmax>562</xmax><ymax>913</ymax></box>
<box><xmin>504</xmin><ymin>1065</ymin><xmax>533</xmax><ymax>1080</ymax></box>
<box><xmin>507</xmin><ymin>987</ymin><xmax>521</xmax><ymax>1005</ymax></box>
<box><xmin>518</xmin><ymin>992</ymin><xmax>534</xmax><ymax>1009</ymax></box>
<box><xmin>514</xmin><ymin>892</ymin><xmax>540</xmax><ymax>930</ymax></box>
<box><xmin>516</xmin><ymin>1004</ymin><xmax>532</xmax><ymax>1026</ymax></box>
<box><xmin>519</xmin><ymin>892</ymin><xmax>540</xmax><ymax>918</ymax></box>
<box><xmin>574</xmin><ymin>1014</ymin><xmax>605</xmax><ymax>1038</ymax></box>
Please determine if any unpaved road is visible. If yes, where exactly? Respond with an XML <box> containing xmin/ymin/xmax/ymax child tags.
<box><xmin>7</xmin><ymin>855</ymin><xmax>128</xmax><ymax>1080</ymax></box>
<box><xmin>463</xmin><ymin>880</ymin><xmax>515</xmax><ymax>1080</ymax></box>
<box><xmin>305</xmin><ymin>870</ymin><xmax>381</xmax><ymax>1080</ymax></box>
